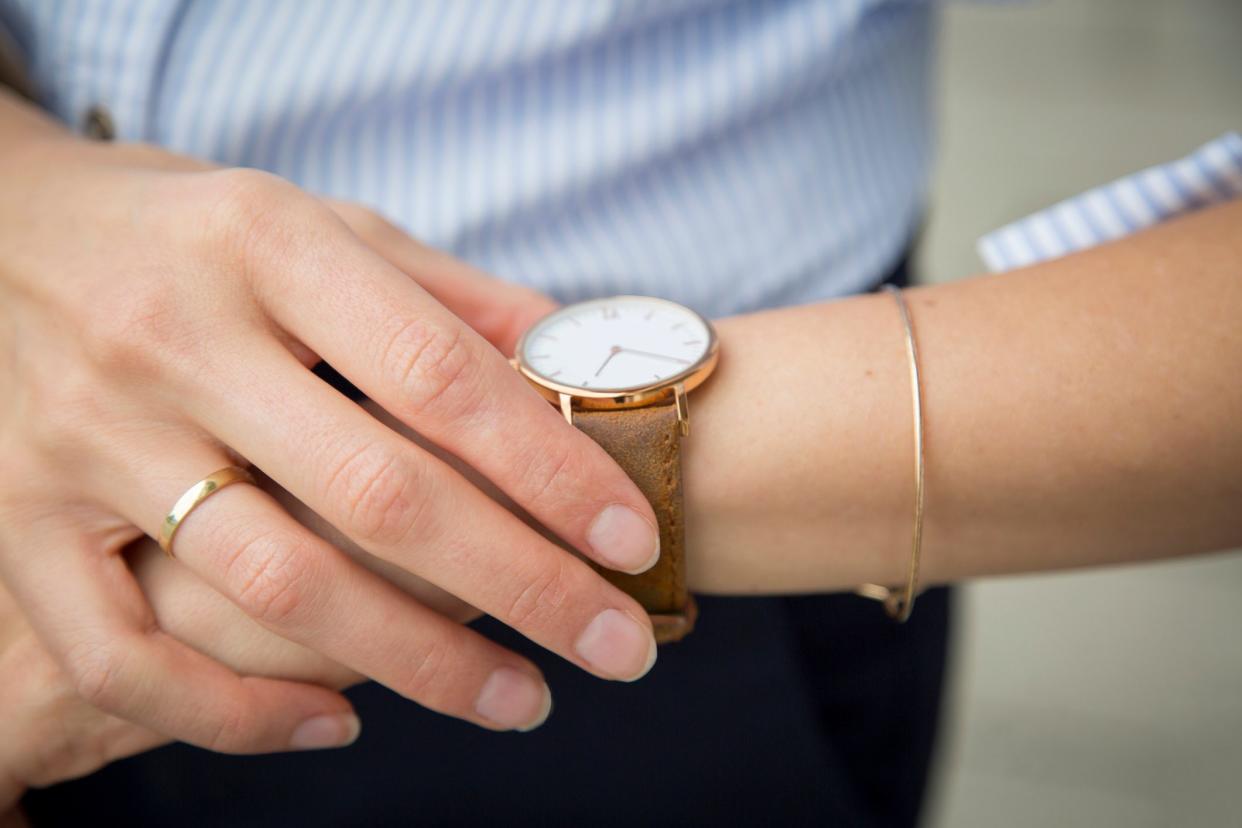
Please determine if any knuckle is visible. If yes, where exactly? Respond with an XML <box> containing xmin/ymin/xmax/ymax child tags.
<box><xmin>224</xmin><ymin>527</ymin><xmax>317</xmax><ymax>627</ymax></box>
<box><xmin>502</xmin><ymin>558</ymin><xmax>573</xmax><ymax>632</ymax></box>
<box><xmin>9</xmin><ymin>642</ymin><xmax>118</xmax><ymax>787</ymax></box>
<box><xmin>401</xmin><ymin>637</ymin><xmax>450</xmax><ymax>700</ymax></box>
<box><xmin>379</xmin><ymin>318</ymin><xmax>481</xmax><ymax>420</ymax></box>
<box><xmin>521</xmin><ymin>440</ymin><xmax>581</xmax><ymax>509</ymax></box>
<box><xmin>323</xmin><ymin>443</ymin><xmax>430</xmax><ymax>547</ymax></box>
<box><xmin>201</xmin><ymin>698</ymin><xmax>254</xmax><ymax>753</ymax></box>
<box><xmin>197</xmin><ymin>168</ymin><xmax>306</xmax><ymax>267</ymax></box>
<box><xmin>65</xmin><ymin>639</ymin><xmax>131</xmax><ymax>710</ymax></box>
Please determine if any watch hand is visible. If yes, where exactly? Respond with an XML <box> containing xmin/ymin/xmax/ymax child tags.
<box><xmin>594</xmin><ymin>345</ymin><xmax>623</xmax><ymax>377</ymax></box>
<box><xmin>616</xmin><ymin>347</ymin><xmax>692</xmax><ymax>365</ymax></box>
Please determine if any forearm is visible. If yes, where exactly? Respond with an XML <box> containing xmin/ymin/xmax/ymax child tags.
<box><xmin>685</xmin><ymin>199</ymin><xmax>1242</xmax><ymax>593</ymax></box>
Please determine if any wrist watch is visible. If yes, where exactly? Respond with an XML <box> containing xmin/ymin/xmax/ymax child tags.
<box><xmin>514</xmin><ymin>295</ymin><xmax>719</xmax><ymax>643</ymax></box>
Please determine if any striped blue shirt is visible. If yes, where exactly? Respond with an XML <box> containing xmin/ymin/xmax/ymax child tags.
<box><xmin>1</xmin><ymin>0</ymin><xmax>936</xmax><ymax>316</ymax></box>
<box><xmin>3</xmin><ymin>1</ymin><xmax>1233</xmax><ymax>308</ymax></box>
<box><xmin>979</xmin><ymin>133</ymin><xmax>1242</xmax><ymax>272</ymax></box>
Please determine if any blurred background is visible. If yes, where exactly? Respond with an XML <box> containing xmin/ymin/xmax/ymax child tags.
<box><xmin>918</xmin><ymin>1</ymin><xmax>1242</xmax><ymax>825</ymax></box>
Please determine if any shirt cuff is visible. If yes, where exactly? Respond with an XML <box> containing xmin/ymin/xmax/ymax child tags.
<box><xmin>977</xmin><ymin>132</ymin><xmax>1242</xmax><ymax>273</ymax></box>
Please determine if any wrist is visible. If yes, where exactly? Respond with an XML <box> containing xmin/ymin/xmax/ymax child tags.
<box><xmin>683</xmin><ymin>297</ymin><xmax>914</xmax><ymax>595</ymax></box>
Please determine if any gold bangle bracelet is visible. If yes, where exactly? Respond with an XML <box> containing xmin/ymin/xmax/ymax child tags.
<box><xmin>858</xmin><ymin>284</ymin><xmax>925</xmax><ymax>622</ymax></box>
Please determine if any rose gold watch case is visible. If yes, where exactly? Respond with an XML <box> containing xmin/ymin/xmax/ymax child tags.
<box><xmin>513</xmin><ymin>295</ymin><xmax>720</xmax><ymax>417</ymax></box>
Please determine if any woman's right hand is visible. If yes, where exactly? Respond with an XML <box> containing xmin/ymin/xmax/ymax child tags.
<box><xmin>0</xmin><ymin>100</ymin><xmax>662</xmax><ymax>750</ymax></box>
<box><xmin>0</xmin><ymin>512</ymin><xmax>361</xmax><ymax>821</ymax></box>
<box><xmin>1</xmin><ymin>432</ymin><xmax>490</xmax><ymax>821</ymax></box>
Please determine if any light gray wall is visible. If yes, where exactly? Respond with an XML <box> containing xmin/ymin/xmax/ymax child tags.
<box><xmin>919</xmin><ymin>2</ymin><xmax>1242</xmax><ymax>825</ymax></box>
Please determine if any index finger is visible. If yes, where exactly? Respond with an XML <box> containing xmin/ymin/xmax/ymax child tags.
<box><xmin>252</xmin><ymin>201</ymin><xmax>661</xmax><ymax>576</ymax></box>
<box><xmin>324</xmin><ymin>199</ymin><xmax>556</xmax><ymax>356</ymax></box>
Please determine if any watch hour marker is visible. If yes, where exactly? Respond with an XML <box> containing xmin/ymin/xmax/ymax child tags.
<box><xmin>521</xmin><ymin>297</ymin><xmax>710</xmax><ymax>395</ymax></box>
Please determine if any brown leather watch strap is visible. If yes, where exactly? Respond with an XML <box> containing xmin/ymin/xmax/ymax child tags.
<box><xmin>572</xmin><ymin>402</ymin><xmax>695</xmax><ymax>643</ymax></box>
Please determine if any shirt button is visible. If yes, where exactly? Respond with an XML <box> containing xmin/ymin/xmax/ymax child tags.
<box><xmin>82</xmin><ymin>105</ymin><xmax>116</xmax><ymax>141</ymax></box>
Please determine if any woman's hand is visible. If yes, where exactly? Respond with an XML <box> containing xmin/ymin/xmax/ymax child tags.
<box><xmin>0</xmin><ymin>577</ymin><xmax>160</xmax><ymax>823</ymax></box>
<box><xmin>0</xmin><ymin>97</ymin><xmax>663</xmax><ymax>752</ymax></box>
<box><xmin>0</xmin><ymin>389</ymin><xmax>549</xmax><ymax>818</ymax></box>
<box><xmin>0</xmin><ymin>521</ymin><xmax>354</xmax><ymax>819</ymax></box>
<box><xmin>1</xmin><ymin>417</ymin><xmax>497</xmax><ymax>819</ymax></box>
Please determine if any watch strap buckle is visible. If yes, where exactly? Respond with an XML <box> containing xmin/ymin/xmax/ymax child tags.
<box><xmin>649</xmin><ymin>596</ymin><xmax>698</xmax><ymax>644</ymax></box>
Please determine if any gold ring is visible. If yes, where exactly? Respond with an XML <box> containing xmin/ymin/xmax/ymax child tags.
<box><xmin>159</xmin><ymin>466</ymin><xmax>255</xmax><ymax>558</ymax></box>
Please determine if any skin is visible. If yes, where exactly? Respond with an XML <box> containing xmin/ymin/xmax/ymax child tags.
<box><xmin>0</xmin><ymin>513</ymin><xmax>376</xmax><ymax>821</ymax></box>
<box><xmin>3</xmin><ymin>75</ymin><xmax>1242</xmax><ymax>822</ymax></box>
<box><xmin>0</xmin><ymin>85</ymin><xmax>667</xmax><ymax>761</ymax></box>
<box><xmin>0</xmin><ymin>407</ymin><xmax>543</xmax><ymax>818</ymax></box>
<box><xmin>685</xmin><ymin>198</ymin><xmax>1242</xmax><ymax>593</ymax></box>
<box><xmin>6</xmin><ymin>203</ymin><xmax>1240</xmax><ymax>820</ymax></box>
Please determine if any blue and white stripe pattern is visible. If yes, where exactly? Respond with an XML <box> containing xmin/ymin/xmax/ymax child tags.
<box><xmin>978</xmin><ymin>133</ymin><xmax>1242</xmax><ymax>272</ymax></box>
<box><xmin>1</xmin><ymin>0</ymin><xmax>936</xmax><ymax>317</ymax></box>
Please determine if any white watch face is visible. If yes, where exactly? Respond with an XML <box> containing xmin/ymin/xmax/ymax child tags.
<box><xmin>519</xmin><ymin>296</ymin><xmax>713</xmax><ymax>393</ymax></box>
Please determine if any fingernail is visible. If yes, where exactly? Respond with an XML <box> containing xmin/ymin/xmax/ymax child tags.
<box><xmin>475</xmin><ymin>666</ymin><xmax>553</xmax><ymax>731</ymax></box>
<box><xmin>588</xmin><ymin>504</ymin><xmax>660</xmax><ymax>574</ymax></box>
<box><xmin>290</xmin><ymin>713</ymin><xmax>361</xmax><ymax>750</ymax></box>
<box><xmin>574</xmin><ymin>608</ymin><xmax>658</xmax><ymax>681</ymax></box>
<box><xmin>519</xmin><ymin>685</ymin><xmax>554</xmax><ymax>733</ymax></box>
